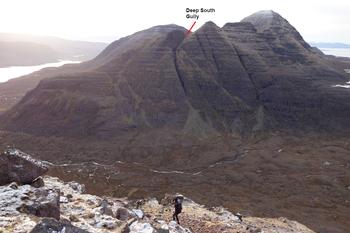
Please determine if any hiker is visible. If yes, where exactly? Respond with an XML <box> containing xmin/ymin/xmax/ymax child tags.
<box><xmin>173</xmin><ymin>195</ymin><xmax>184</xmax><ymax>224</ymax></box>
<box><xmin>235</xmin><ymin>212</ymin><xmax>243</xmax><ymax>222</ymax></box>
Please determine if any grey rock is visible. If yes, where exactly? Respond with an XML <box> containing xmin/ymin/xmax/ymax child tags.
<box><xmin>121</xmin><ymin>224</ymin><xmax>131</xmax><ymax>233</ymax></box>
<box><xmin>156</xmin><ymin>229</ymin><xmax>170</xmax><ymax>233</ymax></box>
<box><xmin>69</xmin><ymin>214</ymin><xmax>80</xmax><ymax>222</ymax></box>
<box><xmin>116</xmin><ymin>207</ymin><xmax>130</xmax><ymax>221</ymax></box>
<box><xmin>168</xmin><ymin>221</ymin><xmax>192</xmax><ymax>233</ymax></box>
<box><xmin>68</xmin><ymin>181</ymin><xmax>85</xmax><ymax>193</ymax></box>
<box><xmin>129</xmin><ymin>221</ymin><xmax>155</xmax><ymax>233</ymax></box>
<box><xmin>100</xmin><ymin>199</ymin><xmax>114</xmax><ymax>216</ymax></box>
<box><xmin>9</xmin><ymin>182</ymin><xmax>18</xmax><ymax>190</ymax></box>
<box><xmin>19</xmin><ymin>188</ymin><xmax>60</xmax><ymax>220</ymax></box>
<box><xmin>248</xmin><ymin>227</ymin><xmax>262</xmax><ymax>233</ymax></box>
<box><xmin>31</xmin><ymin>176</ymin><xmax>45</xmax><ymax>188</ymax></box>
<box><xmin>153</xmin><ymin>220</ymin><xmax>170</xmax><ymax>233</ymax></box>
<box><xmin>60</xmin><ymin>196</ymin><xmax>69</xmax><ymax>203</ymax></box>
<box><xmin>95</xmin><ymin>220</ymin><xmax>117</xmax><ymax>229</ymax></box>
<box><xmin>0</xmin><ymin>149</ymin><xmax>48</xmax><ymax>186</ymax></box>
<box><xmin>30</xmin><ymin>218</ymin><xmax>90</xmax><ymax>233</ymax></box>
<box><xmin>132</xmin><ymin>209</ymin><xmax>144</xmax><ymax>219</ymax></box>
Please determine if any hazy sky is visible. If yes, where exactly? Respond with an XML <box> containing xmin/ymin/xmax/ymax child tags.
<box><xmin>1</xmin><ymin>0</ymin><xmax>349</xmax><ymax>43</ymax></box>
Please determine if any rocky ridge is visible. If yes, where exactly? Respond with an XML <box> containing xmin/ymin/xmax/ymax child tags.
<box><xmin>0</xmin><ymin>149</ymin><xmax>48</xmax><ymax>185</ymax></box>
<box><xmin>0</xmin><ymin>175</ymin><xmax>315</xmax><ymax>233</ymax></box>
<box><xmin>0</xmin><ymin>148</ymin><xmax>316</xmax><ymax>233</ymax></box>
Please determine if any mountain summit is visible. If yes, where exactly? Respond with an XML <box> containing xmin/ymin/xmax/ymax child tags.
<box><xmin>0</xmin><ymin>11</ymin><xmax>349</xmax><ymax>137</ymax></box>
<box><xmin>241</xmin><ymin>10</ymin><xmax>293</xmax><ymax>32</ymax></box>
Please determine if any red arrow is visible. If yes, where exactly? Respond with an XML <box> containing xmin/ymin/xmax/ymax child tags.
<box><xmin>185</xmin><ymin>21</ymin><xmax>197</xmax><ymax>37</ymax></box>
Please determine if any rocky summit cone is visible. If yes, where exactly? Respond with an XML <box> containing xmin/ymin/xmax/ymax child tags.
<box><xmin>242</xmin><ymin>10</ymin><xmax>295</xmax><ymax>32</ymax></box>
<box><xmin>0</xmin><ymin>11</ymin><xmax>350</xmax><ymax>138</ymax></box>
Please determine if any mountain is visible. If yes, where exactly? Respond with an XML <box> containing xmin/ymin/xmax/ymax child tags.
<box><xmin>0</xmin><ymin>11</ymin><xmax>350</xmax><ymax>233</ymax></box>
<box><xmin>0</xmin><ymin>33</ymin><xmax>108</xmax><ymax>67</ymax></box>
<box><xmin>1</xmin><ymin>11</ymin><xmax>349</xmax><ymax>137</ymax></box>
<box><xmin>310</xmin><ymin>42</ymin><xmax>350</xmax><ymax>48</ymax></box>
<box><xmin>0</xmin><ymin>57</ymin><xmax>96</xmax><ymax>113</ymax></box>
<box><xmin>0</xmin><ymin>34</ymin><xmax>108</xmax><ymax>113</ymax></box>
<box><xmin>0</xmin><ymin>41</ymin><xmax>58</xmax><ymax>67</ymax></box>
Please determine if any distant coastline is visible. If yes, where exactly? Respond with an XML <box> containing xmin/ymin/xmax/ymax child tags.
<box><xmin>319</xmin><ymin>48</ymin><xmax>350</xmax><ymax>57</ymax></box>
<box><xmin>0</xmin><ymin>60</ymin><xmax>81</xmax><ymax>83</ymax></box>
<box><xmin>310</xmin><ymin>42</ymin><xmax>350</xmax><ymax>49</ymax></box>
<box><xmin>310</xmin><ymin>42</ymin><xmax>350</xmax><ymax>57</ymax></box>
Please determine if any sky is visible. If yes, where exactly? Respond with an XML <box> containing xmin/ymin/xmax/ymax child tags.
<box><xmin>0</xmin><ymin>0</ymin><xmax>349</xmax><ymax>43</ymax></box>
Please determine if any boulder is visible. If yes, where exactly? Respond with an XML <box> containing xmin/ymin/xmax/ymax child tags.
<box><xmin>129</xmin><ymin>221</ymin><xmax>155</xmax><ymax>233</ymax></box>
<box><xmin>31</xmin><ymin>177</ymin><xmax>45</xmax><ymax>188</ymax></box>
<box><xmin>60</xmin><ymin>196</ymin><xmax>69</xmax><ymax>203</ymax></box>
<box><xmin>168</xmin><ymin>221</ymin><xmax>192</xmax><ymax>233</ymax></box>
<box><xmin>100</xmin><ymin>199</ymin><xmax>114</xmax><ymax>216</ymax></box>
<box><xmin>95</xmin><ymin>213</ymin><xmax>119</xmax><ymax>230</ymax></box>
<box><xmin>69</xmin><ymin>214</ymin><xmax>80</xmax><ymax>222</ymax></box>
<box><xmin>120</xmin><ymin>218</ymin><xmax>137</xmax><ymax>233</ymax></box>
<box><xmin>30</xmin><ymin>218</ymin><xmax>89</xmax><ymax>233</ymax></box>
<box><xmin>246</xmin><ymin>226</ymin><xmax>262</xmax><ymax>233</ymax></box>
<box><xmin>19</xmin><ymin>188</ymin><xmax>60</xmax><ymax>220</ymax></box>
<box><xmin>132</xmin><ymin>209</ymin><xmax>144</xmax><ymax>219</ymax></box>
<box><xmin>68</xmin><ymin>181</ymin><xmax>85</xmax><ymax>193</ymax></box>
<box><xmin>9</xmin><ymin>182</ymin><xmax>19</xmax><ymax>190</ymax></box>
<box><xmin>212</xmin><ymin>206</ymin><xmax>242</xmax><ymax>222</ymax></box>
<box><xmin>95</xmin><ymin>220</ymin><xmax>117</xmax><ymax>230</ymax></box>
<box><xmin>0</xmin><ymin>149</ymin><xmax>48</xmax><ymax>186</ymax></box>
<box><xmin>116</xmin><ymin>207</ymin><xmax>130</xmax><ymax>221</ymax></box>
<box><xmin>121</xmin><ymin>223</ymin><xmax>131</xmax><ymax>233</ymax></box>
<box><xmin>154</xmin><ymin>220</ymin><xmax>170</xmax><ymax>233</ymax></box>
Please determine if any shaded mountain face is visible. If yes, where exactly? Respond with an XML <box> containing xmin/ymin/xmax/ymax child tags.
<box><xmin>1</xmin><ymin>11</ymin><xmax>350</xmax><ymax>137</ymax></box>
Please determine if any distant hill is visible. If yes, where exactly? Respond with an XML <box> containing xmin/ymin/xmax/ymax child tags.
<box><xmin>0</xmin><ymin>41</ymin><xmax>58</xmax><ymax>67</ymax></box>
<box><xmin>0</xmin><ymin>33</ymin><xmax>108</xmax><ymax>67</ymax></box>
<box><xmin>310</xmin><ymin>42</ymin><xmax>350</xmax><ymax>48</ymax></box>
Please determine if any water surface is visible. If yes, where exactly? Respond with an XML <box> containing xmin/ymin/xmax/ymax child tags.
<box><xmin>0</xmin><ymin>60</ymin><xmax>80</xmax><ymax>83</ymax></box>
<box><xmin>320</xmin><ymin>48</ymin><xmax>350</xmax><ymax>57</ymax></box>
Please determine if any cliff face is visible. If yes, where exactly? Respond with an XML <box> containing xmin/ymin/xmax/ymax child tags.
<box><xmin>1</xmin><ymin>11</ymin><xmax>350</xmax><ymax>137</ymax></box>
<box><xmin>0</xmin><ymin>25</ymin><xmax>190</xmax><ymax>137</ymax></box>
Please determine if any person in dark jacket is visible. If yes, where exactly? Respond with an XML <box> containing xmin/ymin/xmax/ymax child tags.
<box><xmin>173</xmin><ymin>195</ymin><xmax>184</xmax><ymax>224</ymax></box>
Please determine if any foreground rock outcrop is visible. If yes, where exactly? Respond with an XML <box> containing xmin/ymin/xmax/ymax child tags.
<box><xmin>30</xmin><ymin>218</ymin><xmax>89</xmax><ymax>233</ymax></box>
<box><xmin>0</xmin><ymin>175</ymin><xmax>315</xmax><ymax>233</ymax></box>
<box><xmin>0</xmin><ymin>149</ymin><xmax>48</xmax><ymax>186</ymax></box>
<box><xmin>0</xmin><ymin>148</ymin><xmax>317</xmax><ymax>233</ymax></box>
<box><xmin>19</xmin><ymin>188</ymin><xmax>60</xmax><ymax>220</ymax></box>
